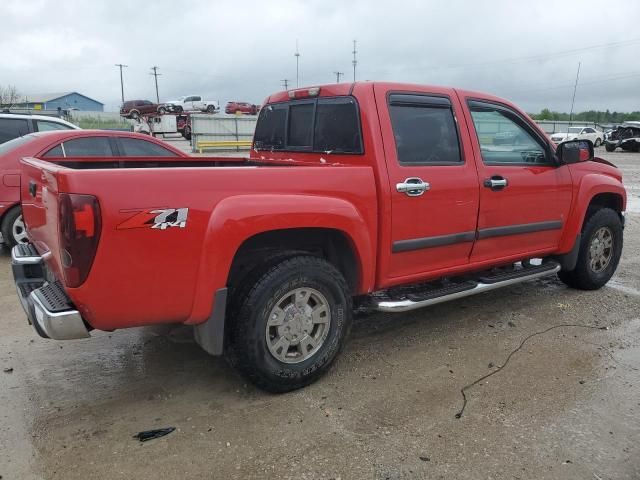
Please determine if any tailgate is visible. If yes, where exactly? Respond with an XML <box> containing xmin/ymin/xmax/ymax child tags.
<box><xmin>20</xmin><ymin>157</ymin><xmax>67</xmax><ymax>283</ymax></box>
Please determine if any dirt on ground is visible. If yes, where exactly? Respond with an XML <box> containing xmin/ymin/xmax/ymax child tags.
<box><xmin>1</xmin><ymin>149</ymin><xmax>639</xmax><ymax>480</ymax></box>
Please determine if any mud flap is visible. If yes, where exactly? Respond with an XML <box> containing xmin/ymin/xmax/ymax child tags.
<box><xmin>193</xmin><ymin>288</ymin><xmax>228</xmax><ymax>356</ymax></box>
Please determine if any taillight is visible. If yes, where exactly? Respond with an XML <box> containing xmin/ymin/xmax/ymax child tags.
<box><xmin>58</xmin><ymin>193</ymin><xmax>101</xmax><ymax>288</ymax></box>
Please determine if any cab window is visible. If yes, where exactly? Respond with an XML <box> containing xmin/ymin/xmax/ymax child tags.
<box><xmin>468</xmin><ymin>103</ymin><xmax>549</xmax><ymax>165</ymax></box>
<box><xmin>388</xmin><ymin>95</ymin><xmax>462</xmax><ymax>165</ymax></box>
<box><xmin>62</xmin><ymin>137</ymin><xmax>113</xmax><ymax>156</ymax></box>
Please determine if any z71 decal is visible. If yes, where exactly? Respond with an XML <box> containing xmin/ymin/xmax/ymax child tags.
<box><xmin>117</xmin><ymin>208</ymin><xmax>189</xmax><ymax>230</ymax></box>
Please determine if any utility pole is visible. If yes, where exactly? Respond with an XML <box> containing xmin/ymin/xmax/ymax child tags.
<box><xmin>150</xmin><ymin>66</ymin><xmax>161</xmax><ymax>103</ymax></box>
<box><xmin>352</xmin><ymin>39</ymin><xmax>358</xmax><ymax>82</ymax></box>
<box><xmin>569</xmin><ymin>61</ymin><xmax>581</xmax><ymax>125</ymax></box>
<box><xmin>294</xmin><ymin>40</ymin><xmax>300</xmax><ymax>88</ymax></box>
<box><xmin>115</xmin><ymin>64</ymin><xmax>127</xmax><ymax>104</ymax></box>
<box><xmin>334</xmin><ymin>71</ymin><xmax>344</xmax><ymax>83</ymax></box>
<box><xmin>281</xmin><ymin>79</ymin><xmax>290</xmax><ymax>90</ymax></box>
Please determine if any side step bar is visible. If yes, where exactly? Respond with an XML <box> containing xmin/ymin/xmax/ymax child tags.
<box><xmin>372</xmin><ymin>261</ymin><xmax>560</xmax><ymax>313</ymax></box>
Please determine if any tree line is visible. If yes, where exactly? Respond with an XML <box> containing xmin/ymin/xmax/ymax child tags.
<box><xmin>530</xmin><ymin>108</ymin><xmax>640</xmax><ymax>123</ymax></box>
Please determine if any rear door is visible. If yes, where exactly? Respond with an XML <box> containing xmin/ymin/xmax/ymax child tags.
<box><xmin>463</xmin><ymin>99</ymin><xmax>572</xmax><ymax>263</ymax></box>
<box><xmin>374</xmin><ymin>85</ymin><xmax>480</xmax><ymax>281</ymax></box>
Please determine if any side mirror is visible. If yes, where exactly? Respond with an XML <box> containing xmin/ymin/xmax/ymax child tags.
<box><xmin>556</xmin><ymin>139</ymin><xmax>593</xmax><ymax>164</ymax></box>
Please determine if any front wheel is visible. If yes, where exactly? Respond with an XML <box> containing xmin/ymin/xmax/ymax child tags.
<box><xmin>605</xmin><ymin>143</ymin><xmax>616</xmax><ymax>152</ymax></box>
<box><xmin>1</xmin><ymin>208</ymin><xmax>28</xmax><ymax>248</ymax></box>
<box><xmin>558</xmin><ymin>208</ymin><xmax>623</xmax><ymax>290</ymax></box>
<box><xmin>158</xmin><ymin>106</ymin><xmax>167</xmax><ymax>114</ymax></box>
<box><xmin>228</xmin><ymin>256</ymin><xmax>352</xmax><ymax>392</ymax></box>
<box><xmin>594</xmin><ymin>138</ymin><xmax>602</xmax><ymax>147</ymax></box>
<box><xmin>206</xmin><ymin>104</ymin><xmax>216</xmax><ymax>113</ymax></box>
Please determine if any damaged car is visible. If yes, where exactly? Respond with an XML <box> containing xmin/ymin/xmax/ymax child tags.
<box><xmin>605</xmin><ymin>121</ymin><xmax>640</xmax><ymax>152</ymax></box>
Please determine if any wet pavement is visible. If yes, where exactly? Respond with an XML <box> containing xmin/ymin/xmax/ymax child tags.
<box><xmin>1</xmin><ymin>150</ymin><xmax>639</xmax><ymax>479</ymax></box>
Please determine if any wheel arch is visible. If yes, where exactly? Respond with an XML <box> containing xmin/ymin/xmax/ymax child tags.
<box><xmin>185</xmin><ymin>194</ymin><xmax>376</xmax><ymax>325</ymax></box>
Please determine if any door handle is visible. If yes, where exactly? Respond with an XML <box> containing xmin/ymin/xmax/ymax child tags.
<box><xmin>483</xmin><ymin>176</ymin><xmax>508</xmax><ymax>191</ymax></box>
<box><xmin>396</xmin><ymin>177</ymin><xmax>430</xmax><ymax>197</ymax></box>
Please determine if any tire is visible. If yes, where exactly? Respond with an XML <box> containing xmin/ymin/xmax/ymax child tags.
<box><xmin>206</xmin><ymin>104</ymin><xmax>216</xmax><ymax>113</ymax></box>
<box><xmin>558</xmin><ymin>208</ymin><xmax>623</xmax><ymax>290</ymax></box>
<box><xmin>594</xmin><ymin>138</ymin><xmax>602</xmax><ymax>147</ymax></box>
<box><xmin>129</xmin><ymin>110</ymin><xmax>140</xmax><ymax>120</ymax></box>
<box><xmin>1</xmin><ymin>207</ymin><xmax>28</xmax><ymax>248</ymax></box>
<box><xmin>158</xmin><ymin>106</ymin><xmax>166</xmax><ymax>114</ymax></box>
<box><xmin>228</xmin><ymin>256</ymin><xmax>352</xmax><ymax>392</ymax></box>
<box><xmin>605</xmin><ymin>143</ymin><xmax>616</xmax><ymax>152</ymax></box>
<box><xmin>183</xmin><ymin>125</ymin><xmax>191</xmax><ymax>141</ymax></box>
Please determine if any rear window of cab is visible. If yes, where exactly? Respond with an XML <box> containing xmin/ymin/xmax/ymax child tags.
<box><xmin>253</xmin><ymin>96</ymin><xmax>363</xmax><ymax>154</ymax></box>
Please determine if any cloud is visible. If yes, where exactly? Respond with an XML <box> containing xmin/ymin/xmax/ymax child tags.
<box><xmin>2</xmin><ymin>0</ymin><xmax>638</xmax><ymax>112</ymax></box>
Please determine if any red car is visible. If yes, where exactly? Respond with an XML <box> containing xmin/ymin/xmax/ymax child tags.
<box><xmin>120</xmin><ymin>100</ymin><xmax>166</xmax><ymax>119</ymax></box>
<box><xmin>13</xmin><ymin>82</ymin><xmax>626</xmax><ymax>393</ymax></box>
<box><xmin>225</xmin><ymin>101</ymin><xmax>259</xmax><ymax>115</ymax></box>
<box><xmin>0</xmin><ymin>130</ymin><xmax>187</xmax><ymax>246</ymax></box>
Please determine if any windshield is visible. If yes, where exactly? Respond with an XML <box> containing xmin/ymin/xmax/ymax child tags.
<box><xmin>567</xmin><ymin>127</ymin><xmax>582</xmax><ymax>133</ymax></box>
<box><xmin>0</xmin><ymin>134</ymin><xmax>37</xmax><ymax>155</ymax></box>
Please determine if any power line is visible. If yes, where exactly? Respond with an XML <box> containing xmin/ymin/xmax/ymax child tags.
<box><xmin>150</xmin><ymin>66</ymin><xmax>161</xmax><ymax>103</ymax></box>
<box><xmin>281</xmin><ymin>79</ymin><xmax>290</xmax><ymax>90</ymax></box>
<box><xmin>431</xmin><ymin>37</ymin><xmax>640</xmax><ymax>72</ymax></box>
<box><xmin>334</xmin><ymin>71</ymin><xmax>344</xmax><ymax>83</ymax></box>
<box><xmin>115</xmin><ymin>64</ymin><xmax>127</xmax><ymax>104</ymax></box>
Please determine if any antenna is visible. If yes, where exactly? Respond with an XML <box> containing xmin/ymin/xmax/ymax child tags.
<box><xmin>569</xmin><ymin>61</ymin><xmax>581</xmax><ymax>125</ymax></box>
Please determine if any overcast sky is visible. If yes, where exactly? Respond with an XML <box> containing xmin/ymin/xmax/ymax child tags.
<box><xmin>3</xmin><ymin>0</ymin><xmax>639</xmax><ymax>113</ymax></box>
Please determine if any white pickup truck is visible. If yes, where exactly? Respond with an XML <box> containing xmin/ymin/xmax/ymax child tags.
<box><xmin>165</xmin><ymin>95</ymin><xmax>219</xmax><ymax>113</ymax></box>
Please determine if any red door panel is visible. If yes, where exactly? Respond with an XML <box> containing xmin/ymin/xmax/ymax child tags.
<box><xmin>374</xmin><ymin>84</ymin><xmax>480</xmax><ymax>284</ymax></box>
<box><xmin>461</xmin><ymin>98</ymin><xmax>572</xmax><ymax>262</ymax></box>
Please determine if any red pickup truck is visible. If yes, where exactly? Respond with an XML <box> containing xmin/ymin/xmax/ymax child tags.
<box><xmin>12</xmin><ymin>82</ymin><xmax>626</xmax><ymax>392</ymax></box>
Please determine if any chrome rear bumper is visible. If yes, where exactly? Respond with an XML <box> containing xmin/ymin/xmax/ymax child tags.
<box><xmin>12</xmin><ymin>244</ymin><xmax>90</xmax><ymax>340</ymax></box>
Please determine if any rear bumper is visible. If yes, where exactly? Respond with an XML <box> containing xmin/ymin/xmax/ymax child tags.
<box><xmin>11</xmin><ymin>244</ymin><xmax>90</xmax><ymax>340</ymax></box>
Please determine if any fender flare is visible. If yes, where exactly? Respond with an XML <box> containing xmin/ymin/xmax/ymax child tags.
<box><xmin>185</xmin><ymin>194</ymin><xmax>376</xmax><ymax>324</ymax></box>
<box><xmin>559</xmin><ymin>173</ymin><xmax>626</xmax><ymax>252</ymax></box>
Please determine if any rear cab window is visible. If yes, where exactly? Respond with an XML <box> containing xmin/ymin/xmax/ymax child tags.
<box><xmin>387</xmin><ymin>94</ymin><xmax>463</xmax><ymax>165</ymax></box>
<box><xmin>254</xmin><ymin>96</ymin><xmax>363</xmax><ymax>154</ymax></box>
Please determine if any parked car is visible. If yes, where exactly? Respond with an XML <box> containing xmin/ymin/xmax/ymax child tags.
<box><xmin>550</xmin><ymin>126</ymin><xmax>603</xmax><ymax>147</ymax></box>
<box><xmin>0</xmin><ymin>130</ymin><xmax>187</xmax><ymax>247</ymax></box>
<box><xmin>12</xmin><ymin>82</ymin><xmax>625</xmax><ymax>394</ymax></box>
<box><xmin>164</xmin><ymin>95</ymin><xmax>219</xmax><ymax>113</ymax></box>
<box><xmin>225</xmin><ymin>101</ymin><xmax>259</xmax><ymax>115</ymax></box>
<box><xmin>604</xmin><ymin>122</ymin><xmax>640</xmax><ymax>152</ymax></box>
<box><xmin>0</xmin><ymin>113</ymin><xmax>78</xmax><ymax>144</ymax></box>
<box><xmin>120</xmin><ymin>100</ymin><xmax>166</xmax><ymax>119</ymax></box>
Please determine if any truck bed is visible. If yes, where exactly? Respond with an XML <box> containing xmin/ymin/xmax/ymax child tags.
<box><xmin>20</xmin><ymin>155</ymin><xmax>377</xmax><ymax>331</ymax></box>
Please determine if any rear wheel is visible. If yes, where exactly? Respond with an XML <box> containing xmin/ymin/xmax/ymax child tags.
<box><xmin>594</xmin><ymin>138</ymin><xmax>602</xmax><ymax>147</ymax></box>
<box><xmin>183</xmin><ymin>125</ymin><xmax>191</xmax><ymax>141</ymax></box>
<box><xmin>129</xmin><ymin>110</ymin><xmax>140</xmax><ymax>120</ymax></box>
<box><xmin>228</xmin><ymin>256</ymin><xmax>352</xmax><ymax>392</ymax></box>
<box><xmin>558</xmin><ymin>208</ymin><xmax>623</xmax><ymax>290</ymax></box>
<box><xmin>605</xmin><ymin>143</ymin><xmax>616</xmax><ymax>152</ymax></box>
<box><xmin>158</xmin><ymin>106</ymin><xmax>167</xmax><ymax>114</ymax></box>
<box><xmin>1</xmin><ymin>208</ymin><xmax>28</xmax><ymax>248</ymax></box>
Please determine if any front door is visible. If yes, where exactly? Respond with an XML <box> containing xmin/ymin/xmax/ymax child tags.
<box><xmin>374</xmin><ymin>85</ymin><xmax>480</xmax><ymax>282</ymax></box>
<box><xmin>463</xmin><ymin>99</ymin><xmax>573</xmax><ymax>263</ymax></box>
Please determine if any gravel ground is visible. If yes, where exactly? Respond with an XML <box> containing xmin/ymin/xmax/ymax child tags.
<box><xmin>0</xmin><ymin>148</ymin><xmax>639</xmax><ymax>480</ymax></box>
